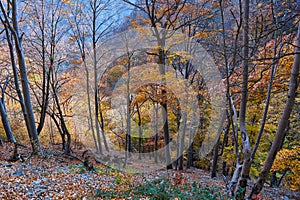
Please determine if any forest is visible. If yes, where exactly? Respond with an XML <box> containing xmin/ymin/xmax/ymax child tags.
<box><xmin>0</xmin><ymin>0</ymin><xmax>299</xmax><ymax>199</ymax></box>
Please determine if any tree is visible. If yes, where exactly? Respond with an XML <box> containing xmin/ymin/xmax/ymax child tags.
<box><xmin>234</xmin><ymin>0</ymin><xmax>252</xmax><ymax>198</ymax></box>
<box><xmin>123</xmin><ymin>0</ymin><xmax>198</xmax><ymax>169</ymax></box>
<box><xmin>0</xmin><ymin>68</ymin><xmax>16</xmax><ymax>143</ymax></box>
<box><xmin>22</xmin><ymin>0</ymin><xmax>72</xmax><ymax>154</ymax></box>
<box><xmin>249</xmin><ymin>21</ymin><xmax>300</xmax><ymax>199</ymax></box>
<box><xmin>70</xmin><ymin>0</ymin><xmax>116</xmax><ymax>154</ymax></box>
<box><xmin>24</xmin><ymin>0</ymin><xmax>51</xmax><ymax>135</ymax></box>
<box><xmin>70</xmin><ymin>0</ymin><xmax>99</xmax><ymax>152</ymax></box>
<box><xmin>0</xmin><ymin>0</ymin><xmax>43</xmax><ymax>155</ymax></box>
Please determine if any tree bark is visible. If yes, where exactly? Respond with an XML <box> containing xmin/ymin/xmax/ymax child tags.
<box><xmin>85</xmin><ymin>62</ymin><xmax>99</xmax><ymax>152</ymax></box>
<box><xmin>211</xmin><ymin>135</ymin><xmax>220</xmax><ymax>178</ymax></box>
<box><xmin>1</xmin><ymin>5</ymin><xmax>31</xmax><ymax>147</ymax></box>
<box><xmin>178</xmin><ymin>112</ymin><xmax>187</xmax><ymax>170</ymax></box>
<box><xmin>99</xmin><ymin>100</ymin><xmax>109</xmax><ymax>151</ymax></box>
<box><xmin>235</xmin><ymin>0</ymin><xmax>252</xmax><ymax>199</ymax></box>
<box><xmin>249</xmin><ymin>22</ymin><xmax>300</xmax><ymax>199</ymax></box>
<box><xmin>0</xmin><ymin>100</ymin><xmax>16</xmax><ymax>143</ymax></box>
<box><xmin>51</xmin><ymin>83</ymin><xmax>71</xmax><ymax>155</ymax></box>
<box><xmin>36</xmin><ymin>0</ymin><xmax>50</xmax><ymax>135</ymax></box>
<box><xmin>0</xmin><ymin>74</ymin><xmax>16</xmax><ymax>143</ymax></box>
<box><xmin>156</xmin><ymin>30</ymin><xmax>173</xmax><ymax>169</ymax></box>
<box><xmin>136</xmin><ymin>103</ymin><xmax>143</xmax><ymax>159</ymax></box>
<box><xmin>0</xmin><ymin>0</ymin><xmax>43</xmax><ymax>155</ymax></box>
<box><xmin>93</xmin><ymin>20</ymin><xmax>103</xmax><ymax>154</ymax></box>
<box><xmin>154</xmin><ymin>103</ymin><xmax>159</xmax><ymax>163</ymax></box>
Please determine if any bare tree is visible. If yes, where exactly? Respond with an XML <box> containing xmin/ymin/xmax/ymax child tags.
<box><xmin>249</xmin><ymin>21</ymin><xmax>300</xmax><ymax>199</ymax></box>
<box><xmin>0</xmin><ymin>0</ymin><xmax>43</xmax><ymax>155</ymax></box>
<box><xmin>234</xmin><ymin>0</ymin><xmax>252</xmax><ymax>199</ymax></box>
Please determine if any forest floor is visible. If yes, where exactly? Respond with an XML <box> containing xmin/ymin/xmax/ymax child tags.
<box><xmin>0</xmin><ymin>144</ymin><xmax>299</xmax><ymax>200</ymax></box>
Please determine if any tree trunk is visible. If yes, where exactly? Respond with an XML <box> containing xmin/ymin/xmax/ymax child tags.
<box><xmin>1</xmin><ymin>8</ymin><xmax>32</xmax><ymax>147</ymax></box>
<box><xmin>211</xmin><ymin>136</ymin><xmax>220</xmax><ymax>178</ymax></box>
<box><xmin>178</xmin><ymin>112</ymin><xmax>187</xmax><ymax>170</ymax></box>
<box><xmin>235</xmin><ymin>0</ymin><xmax>251</xmax><ymax>199</ymax></box>
<box><xmin>49</xmin><ymin>113</ymin><xmax>65</xmax><ymax>151</ymax></box>
<box><xmin>0</xmin><ymin>75</ymin><xmax>16</xmax><ymax>143</ymax></box>
<box><xmin>125</xmin><ymin>52</ymin><xmax>132</xmax><ymax>163</ymax></box>
<box><xmin>251</xmin><ymin>12</ymin><xmax>280</xmax><ymax>162</ymax></box>
<box><xmin>51</xmin><ymin>83</ymin><xmax>71</xmax><ymax>155</ymax></box>
<box><xmin>136</xmin><ymin>103</ymin><xmax>143</xmax><ymax>160</ymax></box>
<box><xmin>0</xmin><ymin>100</ymin><xmax>16</xmax><ymax>143</ymax></box>
<box><xmin>249</xmin><ymin>22</ymin><xmax>300</xmax><ymax>199</ymax></box>
<box><xmin>7</xmin><ymin>0</ymin><xmax>43</xmax><ymax>155</ymax></box>
<box><xmin>154</xmin><ymin>103</ymin><xmax>159</xmax><ymax>163</ymax></box>
<box><xmin>85</xmin><ymin>62</ymin><xmax>99</xmax><ymax>152</ymax></box>
<box><xmin>187</xmin><ymin>109</ymin><xmax>197</xmax><ymax>169</ymax></box>
<box><xmin>157</xmin><ymin>30</ymin><xmax>172</xmax><ymax>169</ymax></box>
<box><xmin>99</xmin><ymin>100</ymin><xmax>109</xmax><ymax>151</ymax></box>
<box><xmin>37</xmin><ymin>2</ymin><xmax>50</xmax><ymax>135</ymax></box>
<box><xmin>186</xmin><ymin>141</ymin><xmax>193</xmax><ymax>168</ymax></box>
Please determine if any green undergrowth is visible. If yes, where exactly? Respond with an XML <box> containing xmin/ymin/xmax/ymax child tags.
<box><xmin>69</xmin><ymin>164</ymin><xmax>226</xmax><ymax>199</ymax></box>
<box><xmin>95</xmin><ymin>178</ymin><xmax>225</xmax><ymax>200</ymax></box>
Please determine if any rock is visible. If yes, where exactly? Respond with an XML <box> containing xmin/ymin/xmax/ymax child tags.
<box><xmin>32</xmin><ymin>179</ymin><xmax>41</xmax><ymax>185</ymax></box>
<box><xmin>1</xmin><ymin>162</ymin><xmax>12</xmax><ymax>167</ymax></box>
<box><xmin>25</xmin><ymin>191</ymin><xmax>33</xmax><ymax>196</ymax></box>
<box><xmin>13</xmin><ymin>166</ymin><xmax>24</xmax><ymax>176</ymax></box>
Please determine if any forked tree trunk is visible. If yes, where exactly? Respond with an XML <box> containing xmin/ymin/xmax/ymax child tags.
<box><xmin>51</xmin><ymin>83</ymin><xmax>71</xmax><ymax>155</ymax></box>
<box><xmin>92</xmin><ymin>0</ymin><xmax>103</xmax><ymax>155</ymax></box>
<box><xmin>1</xmin><ymin>6</ymin><xmax>31</xmax><ymax>148</ymax></box>
<box><xmin>249</xmin><ymin>22</ymin><xmax>300</xmax><ymax>199</ymax></box>
<box><xmin>235</xmin><ymin>0</ymin><xmax>252</xmax><ymax>199</ymax></box>
<box><xmin>36</xmin><ymin>1</ymin><xmax>51</xmax><ymax>135</ymax></box>
<box><xmin>0</xmin><ymin>0</ymin><xmax>43</xmax><ymax>155</ymax></box>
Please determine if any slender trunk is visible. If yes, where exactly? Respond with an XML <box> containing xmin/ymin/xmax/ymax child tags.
<box><xmin>186</xmin><ymin>141</ymin><xmax>193</xmax><ymax>168</ymax></box>
<box><xmin>178</xmin><ymin>112</ymin><xmax>187</xmax><ymax>170</ymax></box>
<box><xmin>126</xmin><ymin>61</ymin><xmax>132</xmax><ymax>158</ymax></box>
<box><xmin>85</xmin><ymin>63</ymin><xmax>99</xmax><ymax>152</ymax></box>
<box><xmin>0</xmin><ymin>136</ymin><xmax>3</xmax><ymax>146</ymax></box>
<box><xmin>156</xmin><ymin>28</ymin><xmax>172</xmax><ymax>169</ymax></box>
<box><xmin>10</xmin><ymin>0</ymin><xmax>43</xmax><ymax>155</ymax></box>
<box><xmin>249</xmin><ymin>22</ymin><xmax>300</xmax><ymax>199</ymax></box>
<box><xmin>137</xmin><ymin>103</ymin><xmax>143</xmax><ymax>159</ymax></box>
<box><xmin>250</xmin><ymin>4</ymin><xmax>280</xmax><ymax>161</ymax></box>
<box><xmin>94</xmin><ymin>55</ymin><xmax>103</xmax><ymax>155</ymax></box>
<box><xmin>211</xmin><ymin>136</ymin><xmax>220</xmax><ymax>178</ymax></box>
<box><xmin>0</xmin><ymin>77</ymin><xmax>16</xmax><ymax>143</ymax></box>
<box><xmin>49</xmin><ymin>118</ymin><xmax>54</xmax><ymax>146</ymax></box>
<box><xmin>92</xmin><ymin>0</ymin><xmax>103</xmax><ymax>155</ymax></box>
<box><xmin>0</xmin><ymin>100</ymin><xmax>16</xmax><ymax>143</ymax></box>
<box><xmin>1</xmin><ymin>16</ymin><xmax>31</xmax><ymax>144</ymax></box>
<box><xmin>220</xmin><ymin>0</ymin><xmax>242</xmax><ymax>190</ymax></box>
<box><xmin>235</xmin><ymin>0</ymin><xmax>252</xmax><ymax>199</ymax></box>
<box><xmin>51</xmin><ymin>83</ymin><xmax>71</xmax><ymax>155</ymax></box>
<box><xmin>50</xmin><ymin>113</ymin><xmax>65</xmax><ymax>149</ymax></box>
<box><xmin>221</xmin><ymin>120</ymin><xmax>230</xmax><ymax>176</ymax></box>
<box><xmin>175</xmin><ymin>121</ymin><xmax>180</xmax><ymax>170</ymax></box>
<box><xmin>187</xmin><ymin>107</ymin><xmax>197</xmax><ymax>169</ymax></box>
<box><xmin>99</xmin><ymin>100</ymin><xmax>109</xmax><ymax>151</ymax></box>
<box><xmin>154</xmin><ymin>103</ymin><xmax>159</xmax><ymax>163</ymax></box>
<box><xmin>37</xmin><ymin>1</ymin><xmax>50</xmax><ymax>135</ymax></box>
